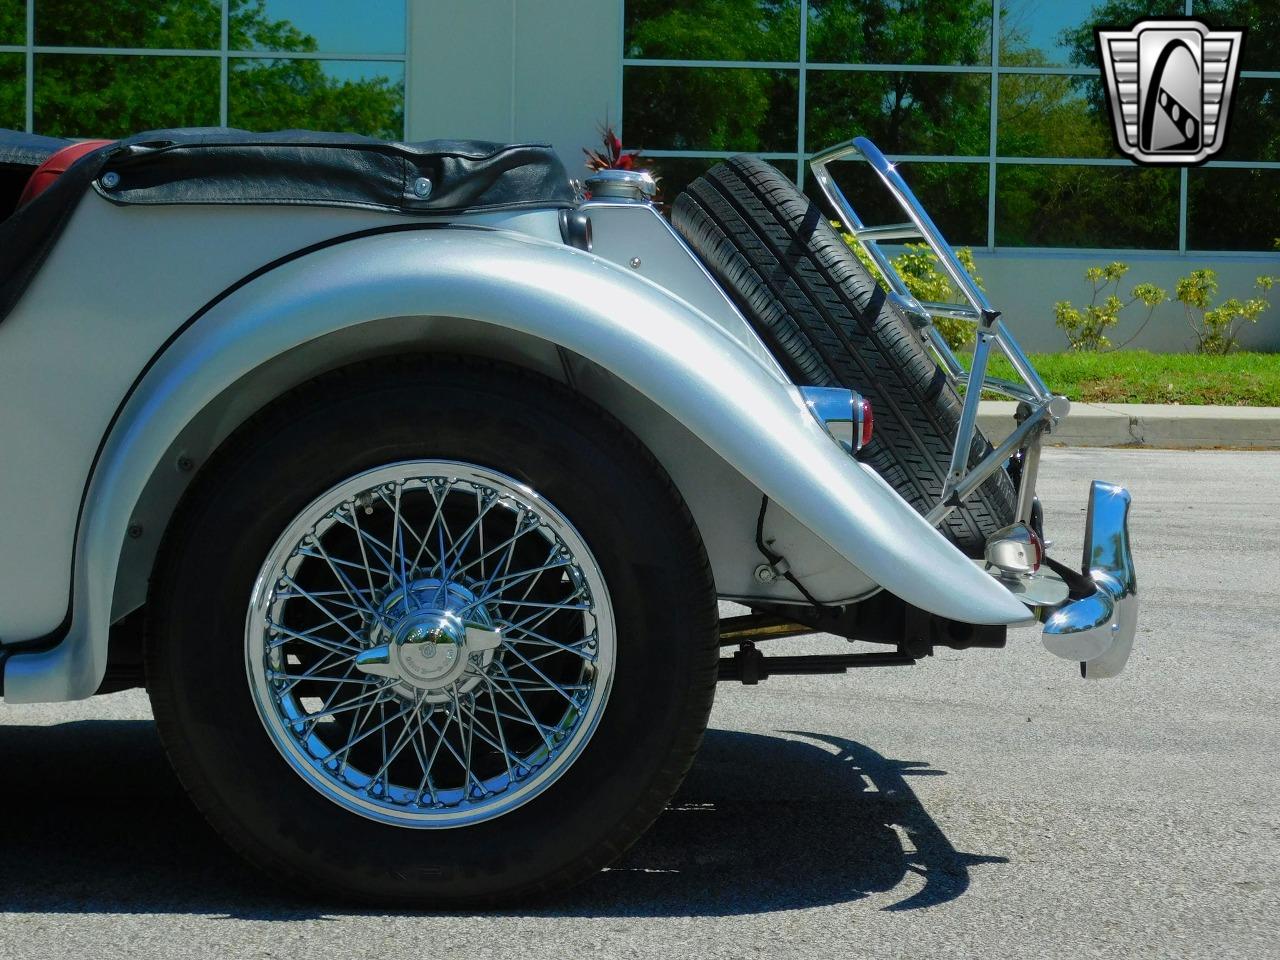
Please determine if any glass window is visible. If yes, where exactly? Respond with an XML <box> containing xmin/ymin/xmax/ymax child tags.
<box><xmin>0</xmin><ymin>53</ymin><xmax>21</xmax><ymax>128</ymax></box>
<box><xmin>997</xmin><ymin>74</ymin><xmax>1121</xmax><ymax>159</ymax></box>
<box><xmin>624</xmin><ymin>66</ymin><xmax>798</xmax><ymax>152</ymax></box>
<box><xmin>999</xmin><ymin>0</ymin><xmax>1183</xmax><ymax>69</ymax></box>
<box><xmin>1195</xmin><ymin>0</ymin><xmax>1277</xmax><ymax>71</ymax></box>
<box><xmin>806</xmin><ymin>69</ymin><xmax>990</xmax><ymax>156</ymax></box>
<box><xmin>814</xmin><ymin>159</ymin><xmax>989</xmax><ymax>246</ymax></box>
<box><xmin>1212</xmin><ymin>77</ymin><xmax>1279</xmax><ymax>163</ymax></box>
<box><xmin>625</xmin><ymin>0</ymin><xmax>801</xmax><ymax>62</ymax></box>
<box><xmin>0</xmin><ymin>0</ymin><xmax>24</xmax><ymax>46</ymax></box>
<box><xmin>995</xmin><ymin>163</ymin><xmax>1179</xmax><ymax>248</ymax></box>
<box><xmin>34</xmin><ymin>54</ymin><xmax>219</xmax><ymax>138</ymax></box>
<box><xmin>229</xmin><ymin>59</ymin><xmax>404</xmax><ymax>140</ymax></box>
<box><xmin>230</xmin><ymin>0</ymin><xmax>406</xmax><ymax>55</ymax></box>
<box><xmin>646</xmin><ymin>156</ymin><xmax>716</xmax><ymax>207</ymax></box>
<box><xmin>1188</xmin><ymin>168</ymin><xmax>1280</xmax><ymax>251</ymax></box>
<box><xmin>807</xmin><ymin>0</ymin><xmax>991</xmax><ymax>66</ymax></box>
<box><xmin>36</xmin><ymin>0</ymin><xmax>221</xmax><ymax>50</ymax></box>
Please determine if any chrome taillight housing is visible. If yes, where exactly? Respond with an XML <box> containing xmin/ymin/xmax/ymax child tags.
<box><xmin>800</xmin><ymin>386</ymin><xmax>873</xmax><ymax>454</ymax></box>
<box><xmin>984</xmin><ymin>522</ymin><xmax>1045</xmax><ymax>579</ymax></box>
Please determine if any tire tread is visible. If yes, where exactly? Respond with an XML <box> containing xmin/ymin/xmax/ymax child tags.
<box><xmin>671</xmin><ymin>157</ymin><xmax>1015</xmax><ymax>553</ymax></box>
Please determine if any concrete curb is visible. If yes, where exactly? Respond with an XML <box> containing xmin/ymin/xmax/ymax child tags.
<box><xmin>978</xmin><ymin>401</ymin><xmax>1280</xmax><ymax>449</ymax></box>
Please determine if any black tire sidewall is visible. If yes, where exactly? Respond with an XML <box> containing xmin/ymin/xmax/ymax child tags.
<box><xmin>147</xmin><ymin>358</ymin><xmax>717</xmax><ymax>903</ymax></box>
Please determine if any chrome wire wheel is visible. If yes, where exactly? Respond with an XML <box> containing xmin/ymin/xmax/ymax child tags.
<box><xmin>245</xmin><ymin>460</ymin><xmax>616</xmax><ymax>829</ymax></box>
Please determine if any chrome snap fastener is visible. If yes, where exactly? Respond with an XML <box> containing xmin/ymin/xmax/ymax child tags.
<box><xmin>100</xmin><ymin>171</ymin><xmax>121</xmax><ymax>189</ymax></box>
<box><xmin>412</xmin><ymin>176</ymin><xmax>433</xmax><ymax>199</ymax></box>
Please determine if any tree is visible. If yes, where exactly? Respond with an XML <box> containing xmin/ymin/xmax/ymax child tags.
<box><xmin>1056</xmin><ymin>0</ymin><xmax>1276</xmax><ymax>250</ymax></box>
<box><xmin>627</xmin><ymin>0</ymin><xmax>993</xmax><ymax>156</ymax></box>
<box><xmin>624</xmin><ymin>0</ymin><xmax>801</xmax><ymax>156</ymax></box>
<box><xmin>0</xmin><ymin>0</ymin><xmax>403</xmax><ymax>140</ymax></box>
<box><xmin>624</xmin><ymin>0</ymin><xmax>997</xmax><ymax>227</ymax></box>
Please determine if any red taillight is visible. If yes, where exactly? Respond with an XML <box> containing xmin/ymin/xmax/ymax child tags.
<box><xmin>859</xmin><ymin>398</ymin><xmax>874</xmax><ymax>449</ymax></box>
<box><xmin>1029</xmin><ymin>528</ymin><xmax>1044</xmax><ymax>571</ymax></box>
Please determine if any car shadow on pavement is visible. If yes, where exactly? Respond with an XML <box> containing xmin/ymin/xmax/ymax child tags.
<box><xmin>0</xmin><ymin>720</ymin><xmax>1005</xmax><ymax>918</ymax></box>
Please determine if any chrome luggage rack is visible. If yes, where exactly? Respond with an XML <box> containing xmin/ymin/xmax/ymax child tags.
<box><xmin>808</xmin><ymin>137</ymin><xmax>1069</xmax><ymax>530</ymax></box>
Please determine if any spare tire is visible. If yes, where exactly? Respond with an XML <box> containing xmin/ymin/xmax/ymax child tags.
<box><xmin>671</xmin><ymin>156</ymin><xmax>1015</xmax><ymax>557</ymax></box>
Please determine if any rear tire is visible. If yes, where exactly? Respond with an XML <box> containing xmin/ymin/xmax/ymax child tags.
<box><xmin>145</xmin><ymin>357</ymin><xmax>718</xmax><ymax>905</ymax></box>
<box><xmin>672</xmin><ymin>156</ymin><xmax>1016</xmax><ymax>555</ymax></box>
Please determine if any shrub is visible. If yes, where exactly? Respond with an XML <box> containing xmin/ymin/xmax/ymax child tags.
<box><xmin>1177</xmin><ymin>269</ymin><xmax>1276</xmax><ymax>355</ymax></box>
<box><xmin>1053</xmin><ymin>262</ymin><xmax>1165</xmax><ymax>351</ymax></box>
<box><xmin>840</xmin><ymin>231</ymin><xmax>981</xmax><ymax>350</ymax></box>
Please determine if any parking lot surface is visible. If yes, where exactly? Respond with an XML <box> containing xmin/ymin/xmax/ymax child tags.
<box><xmin>1</xmin><ymin>448</ymin><xmax>1276</xmax><ymax>959</ymax></box>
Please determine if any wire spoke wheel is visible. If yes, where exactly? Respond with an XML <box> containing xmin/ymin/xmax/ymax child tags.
<box><xmin>244</xmin><ymin>461</ymin><xmax>616</xmax><ymax>828</ymax></box>
<box><xmin>149</xmin><ymin>360</ymin><xmax>717</xmax><ymax>902</ymax></box>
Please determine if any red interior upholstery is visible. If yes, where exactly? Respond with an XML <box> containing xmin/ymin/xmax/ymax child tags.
<box><xmin>18</xmin><ymin>139</ymin><xmax>114</xmax><ymax>207</ymax></box>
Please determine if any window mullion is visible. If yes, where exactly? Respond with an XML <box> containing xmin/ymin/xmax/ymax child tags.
<box><xmin>797</xmin><ymin>0</ymin><xmax>807</xmax><ymax>189</ymax></box>
<box><xmin>24</xmin><ymin>0</ymin><xmax>33</xmax><ymax>132</ymax></box>
<box><xmin>219</xmin><ymin>0</ymin><xmax>229</xmax><ymax>127</ymax></box>
<box><xmin>988</xmin><ymin>0</ymin><xmax>999</xmax><ymax>250</ymax></box>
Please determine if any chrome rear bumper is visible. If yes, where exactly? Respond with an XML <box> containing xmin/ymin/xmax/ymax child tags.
<box><xmin>1041</xmin><ymin>481</ymin><xmax>1138</xmax><ymax>679</ymax></box>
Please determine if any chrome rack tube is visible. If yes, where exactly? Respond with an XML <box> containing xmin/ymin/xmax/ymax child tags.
<box><xmin>924</xmin><ymin>325</ymin><xmax>967</xmax><ymax>380</ymax></box>
<box><xmin>807</xmin><ymin>154</ymin><xmax>915</xmax><ymax>304</ymax></box>
<box><xmin>944</xmin><ymin>319</ymin><xmax>996</xmax><ymax>499</ymax></box>
<box><xmin>994</xmin><ymin>318</ymin><xmax>1053</xmax><ymax>399</ymax></box>
<box><xmin>808</xmin><ymin>136</ymin><xmax>1065</xmax><ymax>530</ymax></box>
<box><xmin>924</xmin><ymin>401</ymin><xmax>1051</xmax><ymax>526</ymax></box>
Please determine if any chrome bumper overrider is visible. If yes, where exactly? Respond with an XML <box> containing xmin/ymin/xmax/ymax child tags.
<box><xmin>1041</xmin><ymin>481</ymin><xmax>1138</xmax><ymax>680</ymax></box>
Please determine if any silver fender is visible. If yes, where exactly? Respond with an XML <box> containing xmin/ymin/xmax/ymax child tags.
<box><xmin>3</xmin><ymin>226</ymin><xmax>1032</xmax><ymax>702</ymax></box>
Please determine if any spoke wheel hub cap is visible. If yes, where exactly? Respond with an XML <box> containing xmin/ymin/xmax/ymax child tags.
<box><xmin>367</xmin><ymin>579</ymin><xmax>497</xmax><ymax>701</ymax></box>
<box><xmin>394</xmin><ymin>612</ymin><xmax>465</xmax><ymax>687</ymax></box>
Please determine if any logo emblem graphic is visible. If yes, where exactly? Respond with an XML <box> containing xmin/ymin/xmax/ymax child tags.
<box><xmin>1096</xmin><ymin>19</ymin><xmax>1244</xmax><ymax>165</ymax></box>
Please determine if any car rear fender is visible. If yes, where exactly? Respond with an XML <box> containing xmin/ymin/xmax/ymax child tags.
<box><xmin>1</xmin><ymin>226</ymin><xmax>1032</xmax><ymax>702</ymax></box>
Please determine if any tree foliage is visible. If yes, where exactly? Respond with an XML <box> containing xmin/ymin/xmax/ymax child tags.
<box><xmin>625</xmin><ymin>0</ymin><xmax>1273</xmax><ymax>250</ymax></box>
<box><xmin>625</xmin><ymin>0</ymin><xmax>993</xmax><ymax>157</ymax></box>
<box><xmin>1053</xmin><ymin>0</ymin><xmax>1277</xmax><ymax>250</ymax></box>
<box><xmin>0</xmin><ymin>0</ymin><xmax>403</xmax><ymax>140</ymax></box>
<box><xmin>624</xmin><ymin>0</ymin><xmax>799</xmax><ymax>154</ymax></box>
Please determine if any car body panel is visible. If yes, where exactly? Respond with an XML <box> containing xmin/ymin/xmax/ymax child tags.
<box><xmin>0</xmin><ymin>197</ymin><xmax>405</xmax><ymax>640</ymax></box>
<box><xmin>1</xmin><ymin>215</ymin><xmax>1034</xmax><ymax>702</ymax></box>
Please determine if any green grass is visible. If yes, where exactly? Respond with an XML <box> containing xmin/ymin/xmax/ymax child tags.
<box><xmin>961</xmin><ymin>350</ymin><xmax>1280</xmax><ymax>406</ymax></box>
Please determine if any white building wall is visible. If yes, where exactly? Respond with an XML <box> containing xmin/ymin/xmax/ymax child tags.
<box><xmin>407</xmin><ymin>0</ymin><xmax>622</xmax><ymax>181</ymax></box>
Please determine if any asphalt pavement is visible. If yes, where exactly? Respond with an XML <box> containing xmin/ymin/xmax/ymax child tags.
<box><xmin>1</xmin><ymin>448</ymin><xmax>1276</xmax><ymax>959</ymax></box>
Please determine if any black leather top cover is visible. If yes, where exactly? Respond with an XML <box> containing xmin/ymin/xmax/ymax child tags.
<box><xmin>90</xmin><ymin>128</ymin><xmax>576</xmax><ymax>212</ymax></box>
<box><xmin>0</xmin><ymin>127</ymin><xmax>575</xmax><ymax>322</ymax></box>
<box><xmin>0</xmin><ymin>129</ymin><xmax>72</xmax><ymax>168</ymax></box>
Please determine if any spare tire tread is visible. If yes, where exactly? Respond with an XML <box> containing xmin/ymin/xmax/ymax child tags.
<box><xmin>671</xmin><ymin>156</ymin><xmax>1016</xmax><ymax>554</ymax></box>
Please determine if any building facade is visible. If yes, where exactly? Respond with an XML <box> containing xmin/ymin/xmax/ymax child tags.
<box><xmin>0</xmin><ymin>0</ymin><xmax>1274</xmax><ymax>350</ymax></box>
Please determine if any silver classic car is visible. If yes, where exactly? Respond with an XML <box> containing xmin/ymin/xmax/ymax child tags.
<box><xmin>0</xmin><ymin>128</ymin><xmax>1136</xmax><ymax>904</ymax></box>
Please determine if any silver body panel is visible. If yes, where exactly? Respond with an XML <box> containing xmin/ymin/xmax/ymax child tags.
<box><xmin>0</xmin><ymin>191</ymin><xmax>1036</xmax><ymax>703</ymax></box>
<box><xmin>0</xmin><ymin>198</ymin><xmax>401</xmax><ymax>640</ymax></box>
